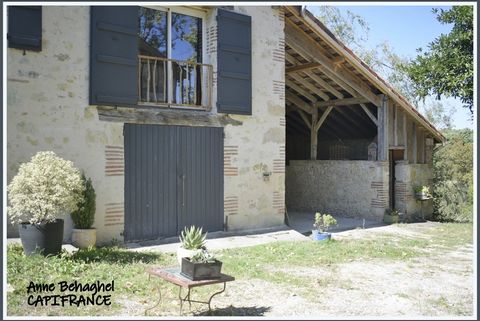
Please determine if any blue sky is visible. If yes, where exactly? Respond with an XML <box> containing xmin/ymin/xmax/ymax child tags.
<box><xmin>307</xmin><ymin>5</ymin><xmax>473</xmax><ymax>129</ymax></box>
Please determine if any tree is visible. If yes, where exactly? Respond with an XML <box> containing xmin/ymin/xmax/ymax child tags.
<box><xmin>403</xmin><ymin>6</ymin><xmax>474</xmax><ymax>114</ymax></box>
<box><xmin>432</xmin><ymin>129</ymin><xmax>473</xmax><ymax>222</ymax></box>
<box><xmin>313</xmin><ymin>6</ymin><xmax>420</xmax><ymax>107</ymax></box>
<box><xmin>421</xmin><ymin>101</ymin><xmax>456</xmax><ymax>130</ymax></box>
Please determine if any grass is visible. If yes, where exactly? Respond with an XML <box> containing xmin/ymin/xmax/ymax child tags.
<box><xmin>7</xmin><ymin>222</ymin><xmax>473</xmax><ymax>316</ymax></box>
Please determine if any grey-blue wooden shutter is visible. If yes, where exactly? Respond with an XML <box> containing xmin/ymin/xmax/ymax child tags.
<box><xmin>216</xmin><ymin>9</ymin><xmax>252</xmax><ymax>115</ymax></box>
<box><xmin>7</xmin><ymin>6</ymin><xmax>42</xmax><ymax>51</ymax></box>
<box><xmin>90</xmin><ymin>6</ymin><xmax>138</xmax><ymax>106</ymax></box>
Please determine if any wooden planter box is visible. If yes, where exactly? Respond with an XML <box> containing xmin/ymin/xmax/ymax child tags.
<box><xmin>181</xmin><ymin>258</ymin><xmax>223</xmax><ymax>281</ymax></box>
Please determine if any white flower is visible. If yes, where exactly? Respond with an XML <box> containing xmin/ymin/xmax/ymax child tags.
<box><xmin>7</xmin><ymin>151</ymin><xmax>85</xmax><ymax>225</ymax></box>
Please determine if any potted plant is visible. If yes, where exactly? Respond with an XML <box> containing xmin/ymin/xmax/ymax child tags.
<box><xmin>414</xmin><ymin>185</ymin><xmax>432</xmax><ymax>201</ymax></box>
<box><xmin>181</xmin><ymin>249</ymin><xmax>223</xmax><ymax>280</ymax></box>
<box><xmin>312</xmin><ymin>212</ymin><xmax>337</xmax><ymax>241</ymax></box>
<box><xmin>7</xmin><ymin>151</ymin><xmax>84</xmax><ymax>256</ymax></box>
<box><xmin>71</xmin><ymin>174</ymin><xmax>96</xmax><ymax>249</ymax></box>
<box><xmin>177</xmin><ymin>225</ymin><xmax>207</xmax><ymax>265</ymax></box>
<box><xmin>383</xmin><ymin>208</ymin><xmax>400</xmax><ymax>224</ymax></box>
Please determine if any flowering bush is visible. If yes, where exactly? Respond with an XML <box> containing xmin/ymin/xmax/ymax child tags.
<box><xmin>7</xmin><ymin>151</ymin><xmax>85</xmax><ymax>225</ymax></box>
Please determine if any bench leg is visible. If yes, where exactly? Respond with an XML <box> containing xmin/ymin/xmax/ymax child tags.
<box><xmin>207</xmin><ymin>282</ymin><xmax>226</xmax><ymax>312</ymax></box>
<box><xmin>144</xmin><ymin>280</ymin><xmax>162</xmax><ymax>316</ymax></box>
<box><xmin>178</xmin><ymin>286</ymin><xmax>191</xmax><ymax>315</ymax></box>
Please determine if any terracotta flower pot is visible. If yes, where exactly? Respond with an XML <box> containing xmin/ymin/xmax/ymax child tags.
<box><xmin>71</xmin><ymin>228</ymin><xmax>96</xmax><ymax>248</ymax></box>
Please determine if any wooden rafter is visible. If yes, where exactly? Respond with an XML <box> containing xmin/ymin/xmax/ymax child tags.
<box><xmin>316</xmin><ymin>97</ymin><xmax>371</xmax><ymax>108</ymax></box>
<box><xmin>286</xmin><ymin>62</ymin><xmax>321</xmax><ymax>74</ymax></box>
<box><xmin>285</xmin><ymin>19</ymin><xmax>382</xmax><ymax>107</ymax></box>
<box><xmin>286</xmin><ymin>79</ymin><xmax>317</xmax><ymax>103</ymax></box>
<box><xmin>286</xmin><ymin>92</ymin><xmax>313</xmax><ymax>114</ymax></box>
<box><xmin>315</xmin><ymin>106</ymin><xmax>333</xmax><ymax>132</ymax></box>
<box><xmin>287</xmin><ymin>73</ymin><xmax>330</xmax><ymax>101</ymax></box>
<box><xmin>360</xmin><ymin>103</ymin><xmax>378</xmax><ymax>126</ymax></box>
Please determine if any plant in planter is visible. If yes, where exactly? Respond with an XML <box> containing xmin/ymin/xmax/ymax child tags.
<box><xmin>7</xmin><ymin>151</ymin><xmax>84</xmax><ymax>256</ymax></box>
<box><xmin>312</xmin><ymin>212</ymin><xmax>337</xmax><ymax>241</ymax></box>
<box><xmin>414</xmin><ymin>185</ymin><xmax>432</xmax><ymax>200</ymax></box>
<box><xmin>181</xmin><ymin>249</ymin><xmax>223</xmax><ymax>280</ymax></box>
<box><xmin>177</xmin><ymin>225</ymin><xmax>207</xmax><ymax>265</ymax></box>
<box><xmin>383</xmin><ymin>208</ymin><xmax>400</xmax><ymax>224</ymax></box>
<box><xmin>71</xmin><ymin>174</ymin><xmax>96</xmax><ymax>249</ymax></box>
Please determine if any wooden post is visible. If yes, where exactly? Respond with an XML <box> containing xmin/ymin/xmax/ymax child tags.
<box><xmin>412</xmin><ymin>124</ymin><xmax>417</xmax><ymax>164</ymax></box>
<box><xmin>310</xmin><ymin>105</ymin><xmax>318</xmax><ymax>160</ymax></box>
<box><xmin>377</xmin><ymin>95</ymin><xmax>389</xmax><ymax>161</ymax></box>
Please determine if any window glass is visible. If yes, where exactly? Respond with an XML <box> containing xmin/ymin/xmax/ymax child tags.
<box><xmin>139</xmin><ymin>8</ymin><xmax>167</xmax><ymax>57</ymax></box>
<box><xmin>171</xmin><ymin>13</ymin><xmax>202</xmax><ymax>104</ymax></box>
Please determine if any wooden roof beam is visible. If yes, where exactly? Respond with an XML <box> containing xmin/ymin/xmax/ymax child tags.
<box><xmin>287</xmin><ymin>73</ymin><xmax>330</xmax><ymax>101</ymax></box>
<box><xmin>286</xmin><ymin>62</ymin><xmax>321</xmax><ymax>74</ymax></box>
<box><xmin>360</xmin><ymin>103</ymin><xmax>378</xmax><ymax>126</ymax></box>
<box><xmin>316</xmin><ymin>97</ymin><xmax>371</xmax><ymax>108</ymax></box>
<box><xmin>286</xmin><ymin>80</ymin><xmax>317</xmax><ymax>103</ymax></box>
<box><xmin>285</xmin><ymin>19</ymin><xmax>382</xmax><ymax>107</ymax></box>
<box><xmin>286</xmin><ymin>92</ymin><xmax>313</xmax><ymax>114</ymax></box>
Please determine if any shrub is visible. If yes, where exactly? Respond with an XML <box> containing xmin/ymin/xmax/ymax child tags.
<box><xmin>313</xmin><ymin>213</ymin><xmax>337</xmax><ymax>233</ymax></box>
<box><xmin>71</xmin><ymin>174</ymin><xmax>96</xmax><ymax>229</ymax></box>
<box><xmin>7</xmin><ymin>151</ymin><xmax>84</xmax><ymax>225</ymax></box>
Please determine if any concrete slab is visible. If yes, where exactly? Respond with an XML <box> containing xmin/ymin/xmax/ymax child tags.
<box><xmin>126</xmin><ymin>225</ymin><xmax>309</xmax><ymax>253</ymax></box>
<box><xmin>286</xmin><ymin>211</ymin><xmax>387</xmax><ymax>235</ymax></box>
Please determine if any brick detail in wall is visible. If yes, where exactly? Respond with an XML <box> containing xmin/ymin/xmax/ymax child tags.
<box><xmin>371</xmin><ymin>181</ymin><xmax>388</xmax><ymax>208</ymax></box>
<box><xmin>104</xmin><ymin>202</ymin><xmax>124</xmax><ymax>227</ymax></box>
<box><xmin>273</xmin><ymin>145</ymin><xmax>286</xmax><ymax>174</ymax></box>
<box><xmin>105</xmin><ymin>145</ymin><xmax>124</xmax><ymax>176</ymax></box>
<box><xmin>206</xmin><ymin>25</ymin><xmax>217</xmax><ymax>55</ymax></box>
<box><xmin>280</xmin><ymin>116</ymin><xmax>286</xmax><ymax>127</ymax></box>
<box><xmin>395</xmin><ymin>181</ymin><xmax>407</xmax><ymax>202</ymax></box>
<box><xmin>272</xmin><ymin>37</ymin><xmax>285</xmax><ymax>63</ymax></box>
<box><xmin>224</xmin><ymin>196</ymin><xmax>238</xmax><ymax>216</ymax></box>
<box><xmin>212</xmin><ymin>71</ymin><xmax>217</xmax><ymax>87</ymax></box>
<box><xmin>276</xmin><ymin>8</ymin><xmax>285</xmax><ymax>24</ymax></box>
<box><xmin>224</xmin><ymin>145</ymin><xmax>238</xmax><ymax>176</ymax></box>
<box><xmin>273</xmin><ymin>80</ymin><xmax>285</xmax><ymax>101</ymax></box>
<box><xmin>273</xmin><ymin>191</ymin><xmax>284</xmax><ymax>215</ymax></box>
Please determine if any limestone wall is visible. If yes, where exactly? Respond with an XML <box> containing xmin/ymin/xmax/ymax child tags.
<box><xmin>286</xmin><ymin>160</ymin><xmax>389</xmax><ymax>220</ymax></box>
<box><xmin>395</xmin><ymin>163</ymin><xmax>434</xmax><ymax>219</ymax></box>
<box><xmin>7</xmin><ymin>6</ymin><xmax>285</xmax><ymax>243</ymax></box>
<box><xmin>221</xmin><ymin>6</ymin><xmax>285</xmax><ymax>230</ymax></box>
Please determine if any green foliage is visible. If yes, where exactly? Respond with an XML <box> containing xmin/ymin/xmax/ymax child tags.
<box><xmin>7</xmin><ymin>151</ymin><xmax>84</xmax><ymax>225</ymax></box>
<box><xmin>433</xmin><ymin>129</ymin><xmax>473</xmax><ymax>222</ymax></box>
<box><xmin>403</xmin><ymin>6</ymin><xmax>474</xmax><ymax>113</ymax></box>
<box><xmin>179</xmin><ymin>226</ymin><xmax>207</xmax><ymax>250</ymax></box>
<box><xmin>421</xmin><ymin>101</ymin><xmax>456</xmax><ymax>130</ymax></box>
<box><xmin>385</xmin><ymin>208</ymin><xmax>400</xmax><ymax>216</ymax></box>
<box><xmin>313</xmin><ymin>212</ymin><xmax>337</xmax><ymax>232</ymax></box>
<box><xmin>190</xmin><ymin>249</ymin><xmax>217</xmax><ymax>263</ymax></box>
<box><xmin>71</xmin><ymin>174</ymin><xmax>96</xmax><ymax>229</ymax></box>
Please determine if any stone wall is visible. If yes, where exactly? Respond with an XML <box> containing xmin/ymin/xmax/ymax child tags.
<box><xmin>7</xmin><ymin>6</ymin><xmax>285</xmax><ymax>243</ymax></box>
<box><xmin>286</xmin><ymin>160</ymin><xmax>389</xmax><ymax>220</ymax></box>
<box><xmin>395</xmin><ymin>162</ymin><xmax>434</xmax><ymax>219</ymax></box>
<box><xmin>221</xmin><ymin>6</ymin><xmax>285</xmax><ymax>230</ymax></box>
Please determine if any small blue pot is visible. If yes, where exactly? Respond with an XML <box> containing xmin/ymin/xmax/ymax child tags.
<box><xmin>312</xmin><ymin>230</ymin><xmax>331</xmax><ymax>241</ymax></box>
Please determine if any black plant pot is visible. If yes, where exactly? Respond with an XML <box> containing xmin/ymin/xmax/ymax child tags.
<box><xmin>18</xmin><ymin>219</ymin><xmax>64</xmax><ymax>256</ymax></box>
<box><xmin>181</xmin><ymin>257</ymin><xmax>222</xmax><ymax>281</ymax></box>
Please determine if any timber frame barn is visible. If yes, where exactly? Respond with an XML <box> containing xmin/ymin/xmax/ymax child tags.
<box><xmin>6</xmin><ymin>5</ymin><xmax>445</xmax><ymax>244</ymax></box>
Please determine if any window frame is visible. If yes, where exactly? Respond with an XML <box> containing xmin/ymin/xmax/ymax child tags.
<box><xmin>139</xmin><ymin>5</ymin><xmax>208</xmax><ymax>109</ymax></box>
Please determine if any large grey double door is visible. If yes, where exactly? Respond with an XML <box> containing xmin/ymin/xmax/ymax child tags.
<box><xmin>124</xmin><ymin>124</ymin><xmax>224</xmax><ymax>242</ymax></box>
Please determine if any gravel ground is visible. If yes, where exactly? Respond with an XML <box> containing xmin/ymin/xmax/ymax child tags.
<box><xmin>120</xmin><ymin>222</ymin><xmax>475</xmax><ymax>318</ymax></box>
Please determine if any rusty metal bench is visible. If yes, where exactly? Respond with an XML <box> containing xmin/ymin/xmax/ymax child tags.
<box><xmin>145</xmin><ymin>267</ymin><xmax>235</xmax><ymax>316</ymax></box>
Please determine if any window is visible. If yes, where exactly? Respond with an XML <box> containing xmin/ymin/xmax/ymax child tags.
<box><xmin>138</xmin><ymin>7</ymin><xmax>208</xmax><ymax>108</ymax></box>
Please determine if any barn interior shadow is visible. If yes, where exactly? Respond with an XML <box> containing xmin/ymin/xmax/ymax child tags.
<box><xmin>194</xmin><ymin>305</ymin><xmax>271</xmax><ymax>316</ymax></box>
